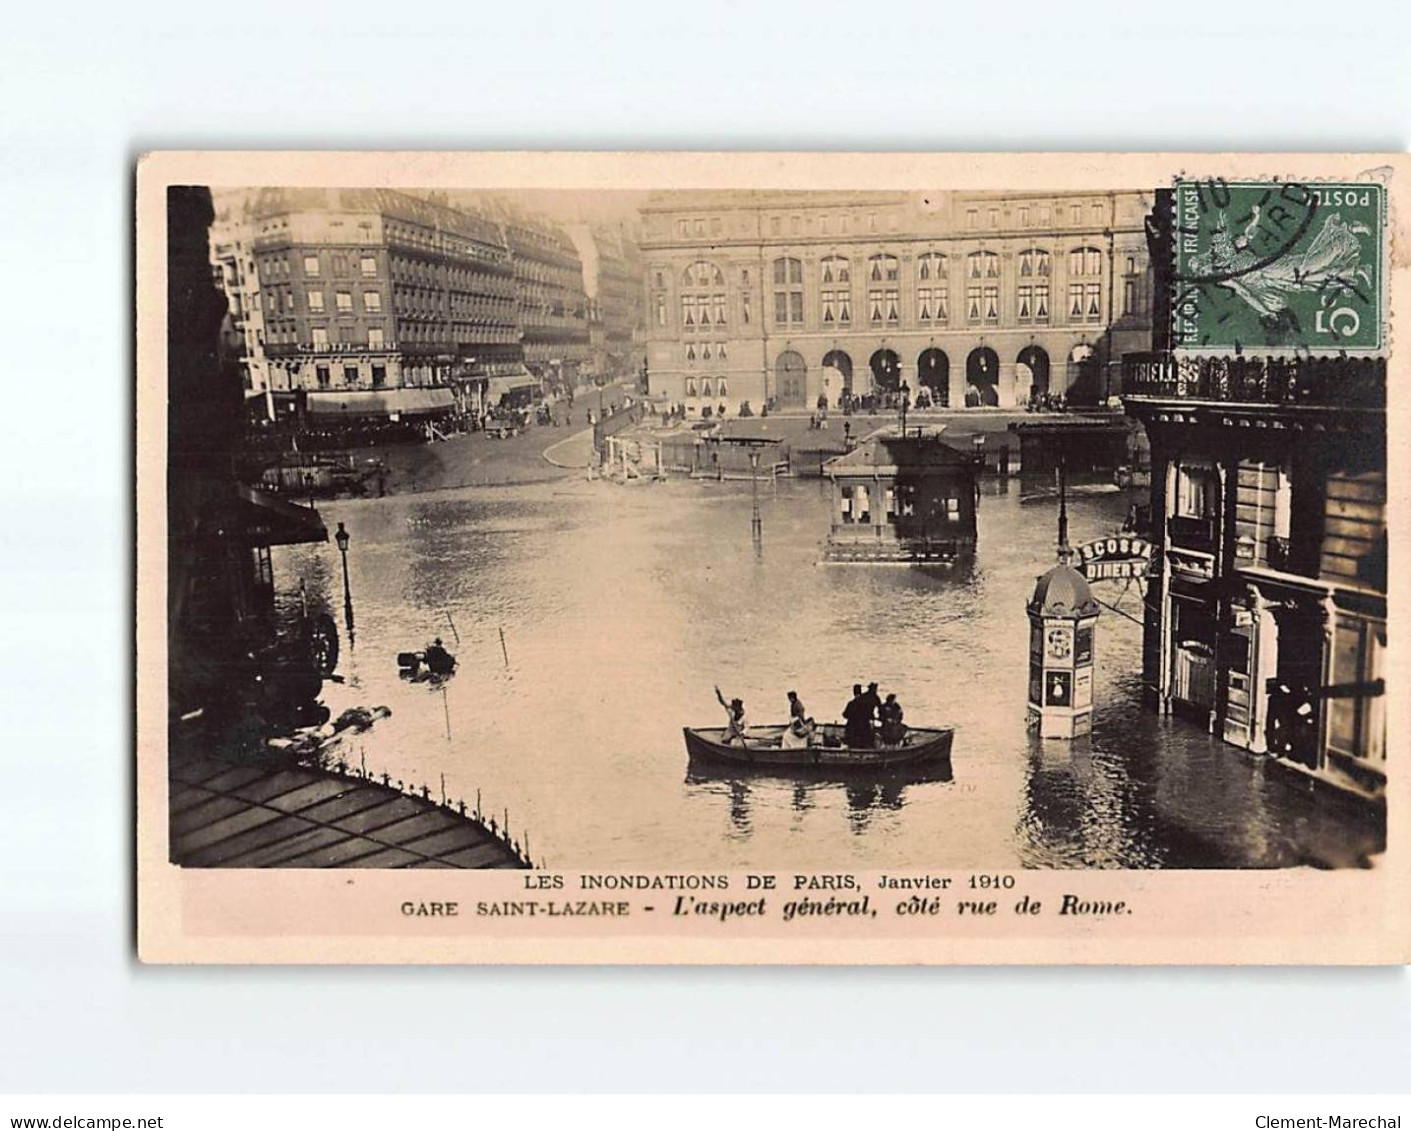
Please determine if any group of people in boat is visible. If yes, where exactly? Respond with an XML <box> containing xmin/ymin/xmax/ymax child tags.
<box><xmin>843</xmin><ymin>682</ymin><xmax>907</xmax><ymax>748</ymax></box>
<box><xmin>713</xmin><ymin>682</ymin><xmax>907</xmax><ymax>750</ymax></box>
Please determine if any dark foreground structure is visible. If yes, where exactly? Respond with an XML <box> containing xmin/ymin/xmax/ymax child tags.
<box><xmin>170</xmin><ymin>755</ymin><xmax>530</xmax><ymax>869</ymax></box>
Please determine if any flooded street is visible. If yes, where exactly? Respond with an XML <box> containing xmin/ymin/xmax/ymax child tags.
<box><xmin>278</xmin><ymin>474</ymin><xmax>1379</xmax><ymax>871</ymax></box>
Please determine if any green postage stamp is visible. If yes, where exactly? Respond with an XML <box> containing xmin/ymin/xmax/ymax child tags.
<box><xmin>1173</xmin><ymin>179</ymin><xmax>1385</xmax><ymax>352</ymax></box>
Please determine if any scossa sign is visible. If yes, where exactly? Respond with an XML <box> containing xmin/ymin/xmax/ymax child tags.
<box><xmin>1075</xmin><ymin>536</ymin><xmax>1153</xmax><ymax>581</ymax></box>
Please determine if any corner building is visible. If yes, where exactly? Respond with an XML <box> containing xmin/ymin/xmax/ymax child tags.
<box><xmin>639</xmin><ymin>190</ymin><xmax>1153</xmax><ymax>416</ymax></box>
<box><xmin>1121</xmin><ymin>190</ymin><xmax>1387</xmax><ymax>803</ymax></box>
<box><xmin>249</xmin><ymin>188</ymin><xmax>520</xmax><ymax>398</ymax></box>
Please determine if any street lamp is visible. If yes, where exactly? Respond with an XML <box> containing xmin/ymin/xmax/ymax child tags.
<box><xmin>334</xmin><ymin>522</ymin><xmax>354</xmax><ymax>642</ymax></box>
<box><xmin>749</xmin><ymin>448</ymin><xmax>762</xmax><ymax>542</ymax></box>
<box><xmin>899</xmin><ymin>380</ymin><xmax>911</xmax><ymax>437</ymax></box>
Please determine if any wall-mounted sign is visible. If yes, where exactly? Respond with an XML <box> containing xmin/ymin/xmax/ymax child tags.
<box><xmin>1076</xmin><ymin>535</ymin><xmax>1153</xmax><ymax>581</ymax></box>
<box><xmin>1046</xmin><ymin>670</ymin><xmax>1072</xmax><ymax>707</ymax></box>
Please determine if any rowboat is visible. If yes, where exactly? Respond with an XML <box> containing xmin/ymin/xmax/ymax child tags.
<box><xmin>683</xmin><ymin>723</ymin><xmax>953</xmax><ymax>770</ymax></box>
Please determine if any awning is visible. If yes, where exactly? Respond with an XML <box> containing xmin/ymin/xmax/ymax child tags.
<box><xmin>232</xmin><ymin>484</ymin><xmax>328</xmax><ymax>547</ymax></box>
<box><xmin>304</xmin><ymin>388</ymin><xmax>456</xmax><ymax>418</ymax></box>
<box><xmin>487</xmin><ymin>371</ymin><xmax>541</xmax><ymax>401</ymax></box>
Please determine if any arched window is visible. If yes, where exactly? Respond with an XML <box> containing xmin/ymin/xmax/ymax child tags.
<box><xmin>868</xmin><ymin>254</ymin><xmax>899</xmax><ymax>281</ymax></box>
<box><xmin>820</xmin><ymin>255</ymin><xmax>851</xmax><ymax>325</ymax></box>
<box><xmin>917</xmin><ymin>253</ymin><xmax>948</xmax><ymax>325</ymax></box>
<box><xmin>867</xmin><ymin>255</ymin><xmax>899</xmax><ymax>325</ymax></box>
<box><xmin>966</xmin><ymin>252</ymin><xmax>1000</xmax><ymax>325</ymax></box>
<box><xmin>681</xmin><ymin>260</ymin><xmax>727</xmax><ymax>331</ymax></box>
<box><xmin>967</xmin><ymin>250</ymin><xmax>1000</xmax><ymax>279</ymax></box>
<box><xmin>772</xmin><ymin>257</ymin><xmax>804</xmax><ymax>325</ymax></box>
<box><xmin>1068</xmin><ymin>246</ymin><xmax>1103</xmax><ymax>277</ymax></box>
<box><xmin>1068</xmin><ymin>246</ymin><xmax>1103</xmax><ymax>323</ymax></box>
<box><xmin>1017</xmin><ymin>249</ymin><xmax>1051</xmax><ymax>325</ymax></box>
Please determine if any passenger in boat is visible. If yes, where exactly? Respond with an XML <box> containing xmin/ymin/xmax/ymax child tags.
<box><xmin>781</xmin><ymin>690</ymin><xmax>815</xmax><ymax>748</ymax></box>
<box><xmin>842</xmin><ymin>684</ymin><xmax>874</xmax><ymax>749</ymax></box>
<box><xmin>878</xmin><ymin>693</ymin><xmax>907</xmax><ymax>746</ymax></box>
<box><xmin>860</xmin><ymin>681</ymin><xmax>883</xmax><ymax>729</ymax></box>
<box><xmin>715</xmin><ymin>685</ymin><xmax>749</xmax><ymax>746</ymax></box>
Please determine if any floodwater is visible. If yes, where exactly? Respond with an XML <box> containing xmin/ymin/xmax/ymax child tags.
<box><xmin>277</xmin><ymin>473</ymin><xmax>1382</xmax><ymax>870</ymax></box>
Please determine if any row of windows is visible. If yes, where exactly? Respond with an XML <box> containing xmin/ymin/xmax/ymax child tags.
<box><xmin>389</xmin><ymin>257</ymin><xmax>518</xmax><ymax>299</ymax></box>
<box><xmin>658</xmin><ymin>281</ymin><xmax>1119</xmax><ymax>330</ymax></box>
<box><xmin>684</xmin><ymin>342</ymin><xmax>727</xmax><ymax>362</ymax></box>
<box><xmin>306</xmin><ymin>325</ymin><xmax>387</xmax><ymax>348</ymax></box>
<box><xmin>267</xmin><ymin>288</ymin><xmax>383</xmax><ymax>314</ymax></box>
<box><xmin>660</xmin><ymin>249</ymin><xmax>1132</xmax><ymax>293</ymax></box>
<box><xmin>312</xmin><ymin>363</ymin><xmax>390</xmax><ymax>390</ymax></box>
<box><xmin>839</xmin><ymin>484</ymin><xmax>963</xmax><ymax>525</ymax></box>
<box><xmin>683</xmin><ymin>376</ymin><xmax>729</xmax><ymax>398</ymax></box>
<box><xmin>668</xmin><ymin>201</ymin><xmax>1120</xmax><ymax>242</ymax></box>
<box><xmin>261</xmin><ymin>253</ymin><xmax>379</xmax><ymax>281</ymax></box>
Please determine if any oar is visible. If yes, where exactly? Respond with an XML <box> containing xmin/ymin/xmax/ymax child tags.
<box><xmin>444</xmin><ymin>611</ymin><xmax>461</xmax><ymax>646</ymax></box>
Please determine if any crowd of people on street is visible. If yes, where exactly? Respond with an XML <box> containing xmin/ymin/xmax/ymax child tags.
<box><xmin>713</xmin><ymin>682</ymin><xmax>908</xmax><ymax>750</ymax></box>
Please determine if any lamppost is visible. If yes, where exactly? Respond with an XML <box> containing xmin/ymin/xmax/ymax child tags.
<box><xmin>749</xmin><ymin>448</ymin><xmax>762</xmax><ymax>542</ymax></box>
<box><xmin>899</xmin><ymin>380</ymin><xmax>911</xmax><ymax>437</ymax></box>
<box><xmin>334</xmin><ymin>522</ymin><xmax>354</xmax><ymax>643</ymax></box>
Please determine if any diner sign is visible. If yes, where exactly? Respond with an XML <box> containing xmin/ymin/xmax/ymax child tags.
<box><xmin>1075</xmin><ymin>535</ymin><xmax>1153</xmax><ymax>581</ymax></box>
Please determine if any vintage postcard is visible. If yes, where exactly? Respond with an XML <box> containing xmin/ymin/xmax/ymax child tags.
<box><xmin>136</xmin><ymin>152</ymin><xmax>1409</xmax><ymax>964</ymax></box>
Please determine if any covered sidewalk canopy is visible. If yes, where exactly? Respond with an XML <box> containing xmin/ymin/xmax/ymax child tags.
<box><xmin>231</xmin><ymin>484</ymin><xmax>328</xmax><ymax>547</ymax></box>
<box><xmin>304</xmin><ymin>388</ymin><xmax>456</xmax><ymax>419</ymax></box>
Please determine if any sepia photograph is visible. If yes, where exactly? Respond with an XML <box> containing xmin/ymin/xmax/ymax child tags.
<box><xmin>136</xmin><ymin>152</ymin><xmax>1407</xmax><ymax>964</ymax></box>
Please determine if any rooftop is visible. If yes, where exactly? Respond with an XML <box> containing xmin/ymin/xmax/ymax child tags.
<box><xmin>825</xmin><ymin>431</ymin><xmax>974</xmax><ymax>477</ymax></box>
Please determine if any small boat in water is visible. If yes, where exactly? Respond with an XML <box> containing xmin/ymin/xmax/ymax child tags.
<box><xmin>683</xmin><ymin>723</ymin><xmax>953</xmax><ymax>770</ymax></box>
<box><xmin>397</xmin><ymin>638</ymin><xmax>457</xmax><ymax>680</ymax></box>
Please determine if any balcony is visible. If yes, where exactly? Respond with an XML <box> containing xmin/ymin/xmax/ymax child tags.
<box><xmin>1122</xmin><ymin>352</ymin><xmax>1385</xmax><ymax>410</ymax></box>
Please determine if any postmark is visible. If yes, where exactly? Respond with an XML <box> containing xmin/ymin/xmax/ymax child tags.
<box><xmin>1172</xmin><ymin>178</ymin><xmax>1385</xmax><ymax>353</ymax></box>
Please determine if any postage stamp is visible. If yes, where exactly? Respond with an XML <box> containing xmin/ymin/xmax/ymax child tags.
<box><xmin>1172</xmin><ymin>178</ymin><xmax>1385</xmax><ymax>353</ymax></box>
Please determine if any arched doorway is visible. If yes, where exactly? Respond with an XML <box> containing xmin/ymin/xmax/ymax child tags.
<box><xmin>916</xmin><ymin>348</ymin><xmax>949</xmax><ymax>407</ymax></box>
<box><xmin>775</xmin><ymin>350</ymin><xmax>808</xmax><ymax>409</ymax></box>
<box><xmin>1067</xmin><ymin>344</ymin><xmax>1099</xmax><ymax>406</ymax></box>
<box><xmin>965</xmin><ymin>347</ymin><xmax>999</xmax><ymax>407</ymax></box>
<box><xmin>869</xmin><ymin>349</ymin><xmax>901</xmax><ymax>394</ymax></box>
<box><xmin>1016</xmin><ymin>345</ymin><xmax>1050</xmax><ymax>403</ymax></box>
<box><xmin>821</xmin><ymin>348</ymin><xmax>853</xmax><ymax>405</ymax></box>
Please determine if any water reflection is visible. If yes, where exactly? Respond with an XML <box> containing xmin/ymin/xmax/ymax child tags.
<box><xmin>686</xmin><ymin>757</ymin><xmax>953</xmax><ymax>839</ymax></box>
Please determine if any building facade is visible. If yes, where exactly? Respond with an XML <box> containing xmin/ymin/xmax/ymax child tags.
<box><xmin>246</xmin><ymin>188</ymin><xmax>521</xmax><ymax>401</ymax></box>
<box><xmin>209</xmin><ymin>203</ymin><xmax>271</xmax><ymax>395</ymax></box>
<box><xmin>504</xmin><ymin>218</ymin><xmax>590</xmax><ymax>388</ymax></box>
<box><xmin>588</xmin><ymin>226</ymin><xmax>645</xmax><ymax>380</ymax></box>
<box><xmin>1122</xmin><ymin>191</ymin><xmax>1387</xmax><ymax>802</ymax></box>
<box><xmin>638</xmin><ymin>190</ymin><xmax>1154</xmax><ymax>417</ymax></box>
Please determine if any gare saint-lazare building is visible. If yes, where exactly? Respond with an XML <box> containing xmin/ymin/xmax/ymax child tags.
<box><xmin>638</xmin><ymin>190</ymin><xmax>1155</xmax><ymax>416</ymax></box>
